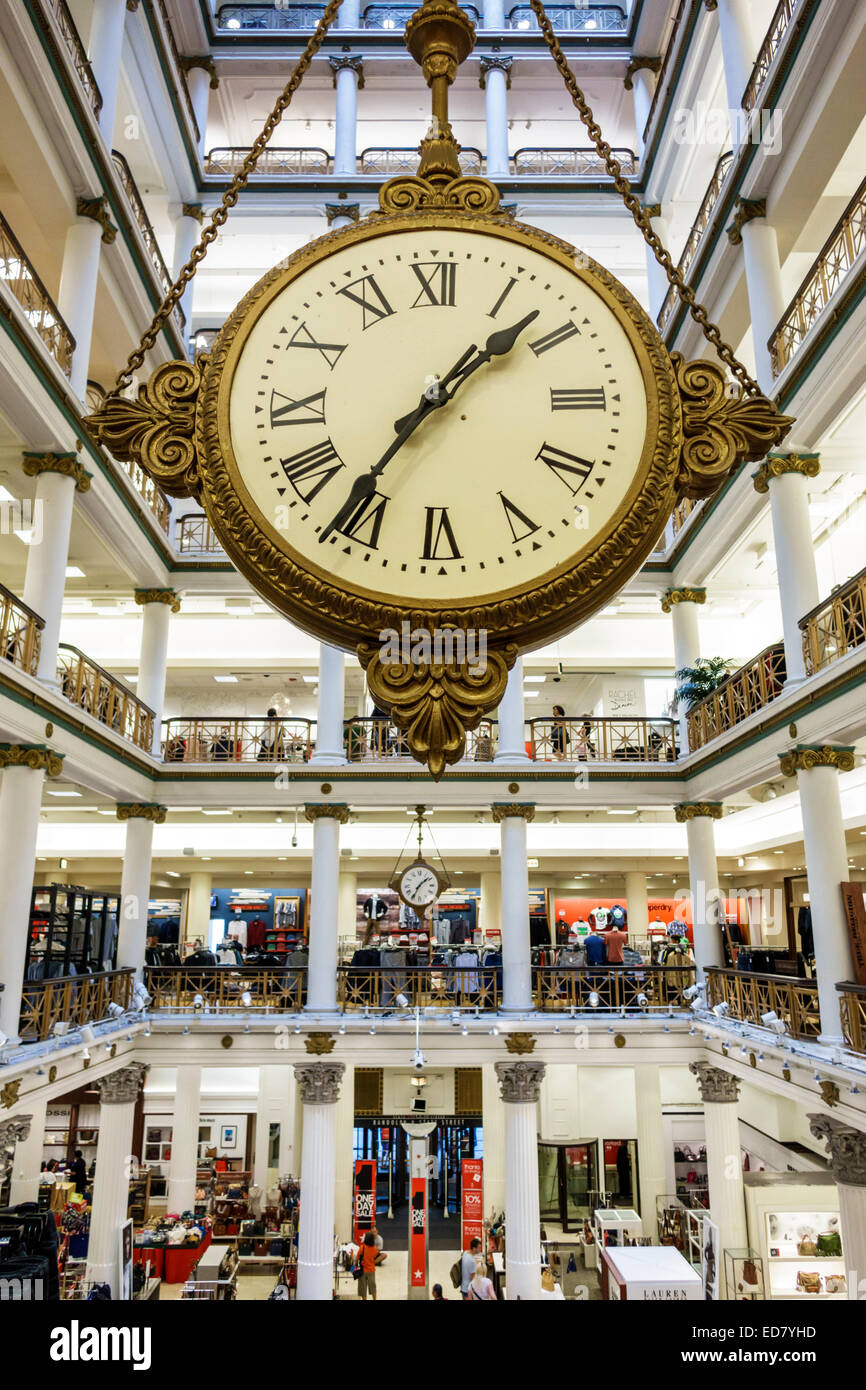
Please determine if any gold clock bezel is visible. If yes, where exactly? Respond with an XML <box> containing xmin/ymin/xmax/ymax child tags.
<box><xmin>196</xmin><ymin>207</ymin><xmax>681</xmax><ymax>652</ymax></box>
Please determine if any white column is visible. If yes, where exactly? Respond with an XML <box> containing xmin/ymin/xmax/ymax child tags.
<box><xmin>625</xmin><ymin>870</ymin><xmax>649</xmax><ymax>942</ymax></box>
<box><xmin>173</xmin><ymin>206</ymin><xmax>202</xmax><ymax>334</ymax></box>
<box><xmin>254</xmin><ymin>1065</ymin><xmax>294</xmax><ymax>1192</ymax></box>
<box><xmin>628</xmin><ymin>64</ymin><xmax>657</xmax><ymax>156</ymax></box>
<box><xmin>305</xmin><ymin>805</ymin><xmax>348</xmax><ymax>1012</ymax></box>
<box><xmin>690</xmin><ymin>1063</ymin><xmax>746</xmax><ymax>1297</ymax></box>
<box><xmin>495</xmin><ymin>805</ymin><xmax>534</xmax><ymax>1011</ymax></box>
<box><xmin>482</xmin><ymin>0</ymin><xmax>505</xmax><ymax>27</ymax></box>
<box><xmin>117</xmin><ymin>808</ymin><xmax>161</xmax><ymax>978</ymax></box>
<box><xmin>87</xmin><ymin>1064</ymin><xmax>148</xmax><ymax>1291</ymax></box>
<box><xmin>338</xmin><ymin>871</ymin><xmax>358</xmax><ymax>948</ymax></box>
<box><xmin>482</xmin><ymin>1064</ymin><xmax>506</xmax><ymax>1217</ymax></box>
<box><xmin>495</xmin><ymin>1061</ymin><xmax>544</xmax><ymax>1301</ymax></box>
<box><xmin>295</xmin><ymin>1062</ymin><xmax>344</xmax><ymax>1300</ymax></box>
<box><xmin>185</xmin><ymin>871</ymin><xmax>213</xmax><ymax>951</ymax></box>
<box><xmin>22</xmin><ymin>458</ymin><xmax>80</xmax><ymax>686</ymax></box>
<box><xmin>495</xmin><ymin>658</ymin><xmax>528</xmax><ymax>762</ymax></box>
<box><xmin>338</xmin><ymin>0</ymin><xmax>360</xmax><ymax>25</ymax></box>
<box><xmin>678</xmin><ymin>804</ymin><xmax>724</xmax><ymax>976</ymax></box>
<box><xmin>166</xmin><ymin>1065</ymin><xmax>201</xmax><ymax>1213</ymax></box>
<box><xmin>0</xmin><ymin>752</ymin><xmax>48</xmax><ymax>1042</ymax></box>
<box><xmin>665</xmin><ymin>588</ymin><xmax>704</xmax><ymax>752</ymax></box>
<box><xmin>739</xmin><ymin>215</ymin><xmax>786</xmax><ymax>394</ymax></box>
<box><xmin>644</xmin><ymin>208</ymin><xmax>671</xmax><ymax>323</ymax></box>
<box><xmin>754</xmin><ymin>456</ymin><xmax>820</xmax><ymax>686</ymax></box>
<box><xmin>334</xmin><ymin>1061</ymin><xmax>355</xmax><ymax>1241</ymax></box>
<box><xmin>312</xmin><ymin>643</ymin><xmax>347</xmax><ymax>765</ymax></box>
<box><xmin>808</xmin><ymin>1116</ymin><xmax>866</xmax><ymax>1296</ymax></box>
<box><xmin>58</xmin><ymin>215</ymin><xmax>104</xmax><ymax>401</ymax></box>
<box><xmin>715</xmin><ymin>0</ymin><xmax>761</xmax><ymax>121</ymax></box>
<box><xmin>480</xmin><ymin>58</ymin><xmax>511</xmax><ymax>180</ymax></box>
<box><xmin>331</xmin><ymin>58</ymin><xmax>363</xmax><ymax>178</ymax></box>
<box><xmin>184</xmin><ymin>62</ymin><xmax>215</xmax><ymax>155</ymax></box>
<box><xmin>480</xmin><ymin>869</ymin><xmax>502</xmax><ymax>941</ymax></box>
<box><xmin>135</xmin><ymin>591</ymin><xmax>175</xmax><ymax>754</ymax></box>
<box><xmin>88</xmin><ymin>0</ymin><xmax>127</xmax><ymax>138</ymax></box>
<box><xmin>784</xmin><ymin>748</ymin><xmax>855</xmax><ymax>1044</ymax></box>
<box><xmin>8</xmin><ymin>1100</ymin><xmax>46</xmax><ymax>1204</ymax></box>
<box><xmin>634</xmin><ymin>1065</ymin><xmax>666</xmax><ymax>1238</ymax></box>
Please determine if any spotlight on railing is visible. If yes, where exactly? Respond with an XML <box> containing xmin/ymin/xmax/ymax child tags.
<box><xmin>395</xmin><ymin>993</ymin><xmax>409</xmax><ymax>1009</ymax></box>
<box><xmin>761</xmin><ymin>1010</ymin><xmax>787</xmax><ymax>1035</ymax></box>
<box><xmin>53</xmin><ymin>1022</ymin><xmax>72</xmax><ymax>1037</ymax></box>
<box><xmin>79</xmin><ymin>1024</ymin><xmax>96</xmax><ymax>1044</ymax></box>
<box><xmin>636</xmin><ymin>993</ymin><xmax>649</xmax><ymax>1010</ymax></box>
<box><xmin>712</xmin><ymin>1001</ymin><xmax>730</xmax><ymax>1018</ymax></box>
<box><xmin>107</xmin><ymin>1002</ymin><xmax>125</xmax><ymax>1019</ymax></box>
<box><xmin>240</xmin><ymin>991</ymin><xmax>252</xmax><ymax>1008</ymax></box>
<box><xmin>193</xmin><ymin>993</ymin><xmax>205</xmax><ymax>1013</ymax></box>
<box><xmin>588</xmin><ymin>991</ymin><xmax>600</xmax><ymax>1009</ymax></box>
<box><xmin>683</xmin><ymin>983</ymin><xmax>704</xmax><ymax>1002</ymax></box>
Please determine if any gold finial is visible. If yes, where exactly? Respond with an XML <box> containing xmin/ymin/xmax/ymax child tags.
<box><xmin>405</xmin><ymin>0</ymin><xmax>476</xmax><ymax>180</ymax></box>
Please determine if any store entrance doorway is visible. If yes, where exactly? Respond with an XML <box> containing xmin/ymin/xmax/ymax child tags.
<box><xmin>354</xmin><ymin>1117</ymin><xmax>482</xmax><ymax>1250</ymax></box>
<box><xmin>538</xmin><ymin>1141</ymin><xmax>600</xmax><ymax>1232</ymax></box>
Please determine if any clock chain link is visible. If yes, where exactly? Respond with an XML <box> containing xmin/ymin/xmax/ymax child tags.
<box><xmin>106</xmin><ymin>0</ymin><xmax>343</xmax><ymax>400</ymax></box>
<box><xmin>527</xmin><ymin>0</ymin><xmax>763</xmax><ymax>399</ymax></box>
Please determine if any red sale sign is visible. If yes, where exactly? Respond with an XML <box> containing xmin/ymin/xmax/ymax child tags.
<box><xmin>353</xmin><ymin>1160</ymin><xmax>376</xmax><ymax>1246</ymax></box>
<box><xmin>461</xmin><ymin>1158</ymin><xmax>483</xmax><ymax>1249</ymax></box>
<box><xmin>410</xmin><ymin>1178</ymin><xmax>427</xmax><ymax>1288</ymax></box>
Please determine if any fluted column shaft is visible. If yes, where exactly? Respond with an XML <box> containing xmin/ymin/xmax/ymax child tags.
<box><xmin>167</xmin><ymin>1066</ymin><xmax>201</xmax><ymax>1213</ymax></box>
<box><xmin>634</xmin><ymin>1066</ymin><xmax>666</xmax><ymax>1238</ymax></box>
<box><xmin>495</xmin><ymin>658</ymin><xmax>528</xmax><ymax>762</ymax></box>
<box><xmin>87</xmin><ymin>1065</ymin><xmax>147</xmax><ymax>1291</ymax></box>
<box><xmin>305</xmin><ymin>806</ymin><xmax>348</xmax><ymax>1011</ymax></box>
<box><xmin>495</xmin><ymin>806</ymin><xmax>534</xmax><ymax>1011</ymax></box>
<box><xmin>0</xmin><ymin>758</ymin><xmax>47</xmax><ymax>1040</ymax></box>
<box><xmin>496</xmin><ymin>1061</ymin><xmax>545</xmax><ymax>1301</ymax></box>
<box><xmin>312</xmin><ymin>643</ymin><xmax>347</xmax><ymax>765</ymax></box>
<box><xmin>295</xmin><ymin>1063</ymin><xmax>344</xmax><ymax>1300</ymax></box>
<box><xmin>691</xmin><ymin>1063</ymin><xmax>745</xmax><ymax>1298</ymax></box>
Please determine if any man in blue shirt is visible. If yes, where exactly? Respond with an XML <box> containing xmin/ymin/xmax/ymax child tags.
<box><xmin>461</xmin><ymin>1238</ymin><xmax>482</xmax><ymax>1298</ymax></box>
<box><xmin>584</xmin><ymin>930</ymin><xmax>607</xmax><ymax>965</ymax></box>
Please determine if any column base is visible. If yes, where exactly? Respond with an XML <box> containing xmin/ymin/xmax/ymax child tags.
<box><xmin>309</xmin><ymin>752</ymin><xmax>348</xmax><ymax>767</ymax></box>
<box><xmin>494</xmin><ymin>751</ymin><xmax>531</xmax><ymax>764</ymax></box>
<box><xmin>818</xmin><ymin>1030</ymin><xmax>846</xmax><ymax>1047</ymax></box>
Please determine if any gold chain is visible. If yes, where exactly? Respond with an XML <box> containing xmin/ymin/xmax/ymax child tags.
<box><xmin>528</xmin><ymin>0</ymin><xmax>762</xmax><ymax>397</ymax></box>
<box><xmin>108</xmin><ymin>0</ymin><xmax>343</xmax><ymax>398</ymax></box>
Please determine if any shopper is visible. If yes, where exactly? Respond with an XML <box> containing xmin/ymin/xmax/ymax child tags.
<box><xmin>467</xmin><ymin>1257</ymin><xmax>496</xmax><ymax>1301</ymax></box>
<box><xmin>460</xmin><ymin>1236</ymin><xmax>482</xmax><ymax>1298</ymax></box>
<box><xmin>540</xmin><ymin>1268</ymin><xmax>565</xmax><ymax>1300</ymax></box>
<box><xmin>431</xmin><ymin>1283</ymin><xmax>447</xmax><ymax>1301</ymax></box>
<box><xmin>257</xmin><ymin>707</ymin><xmax>285</xmax><ymax>761</ymax></box>
<box><xmin>604</xmin><ymin>922</ymin><xmax>628</xmax><ymax>964</ymax></box>
<box><xmin>551</xmin><ymin>704</ymin><xmax>570</xmax><ymax>758</ymax></box>
<box><xmin>70</xmin><ymin>1149</ymin><xmax>88</xmax><ymax>1195</ymax></box>
<box><xmin>357</xmin><ymin>1229</ymin><xmax>385</xmax><ymax>1301</ymax></box>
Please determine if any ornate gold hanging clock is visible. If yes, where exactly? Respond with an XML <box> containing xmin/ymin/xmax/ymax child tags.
<box><xmin>389</xmin><ymin>804</ymin><xmax>450</xmax><ymax>909</ymax></box>
<box><xmin>89</xmin><ymin>0</ymin><xmax>792</xmax><ymax>777</ymax></box>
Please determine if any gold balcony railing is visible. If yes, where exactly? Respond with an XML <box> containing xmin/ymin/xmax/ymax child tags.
<box><xmin>527</xmin><ymin>717</ymin><xmax>678</xmax><ymax>762</ymax></box>
<box><xmin>534</xmin><ymin>964</ymin><xmax>696</xmax><ymax>1011</ymax></box>
<box><xmin>344</xmin><ymin>717</ymin><xmax>496</xmax><ymax>762</ymax></box>
<box><xmin>362</xmin><ymin>3</ymin><xmax>479</xmax><ymax>27</ymax></box>
<box><xmin>658</xmin><ymin>151</ymin><xmax>734</xmax><ymax>332</ymax></box>
<box><xmin>58</xmin><ymin>644</ymin><xmax>155</xmax><ymax>750</ymax></box>
<box><xmin>642</xmin><ymin>0</ymin><xmax>687</xmax><ymax>143</ymax></box>
<box><xmin>511</xmin><ymin>147</ymin><xmax>638</xmax><ymax>177</ymax></box>
<box><xmin>838</xmin><ymin>982</ymin><xmax>866</xmax><ymax>1057</ymax></box>
<box><xmin>0</xmin><ymin>582</ymin><xmax>44</xmax><ymax>677</ymax></box>
<box><xmin>769</xmin><ymin>171</ymin><xmax>866</xmax><ymax>377</ymax></box>
<box><xmin>43</xmin><ymin>0</ymin><xmax>103</xmax><ymax>119</ymax></box>
<box><xmin>0</xmin><ymin>210</ymin><xmax>75</xmax><ymax>377</ymax></box>
<box><xmin>204</xmin><ymin>147</ymin><xmax>332</xmax><ymax>176</ymax></box>
<box><xmin>176</xmin><ymin>512</ymin><xmax>224</xmax><ymax>554</ymax></box>
<box><xmin>686</xmin><ymin>643</ymin><xmax>786</xmax><ymax>752</ymax></box>
<box><xmin>360</xmin><ymin>147</ymin><xmax>483</xmax><ymax>175</ymax></box>
<box><xmin>338</xmin><ymin>965</ymin><xmax>502</xmax><ymax>1011</ymax></box>
<box><xmin>111</xmin><ymin>151</ymin><xmax>185</xmax><ymax>333</ymax></box>
<box><xmin>162</xmin><ymin>716</ymin><xmax>314</xmax><ymax>763</ymax></box>
<box><xmin>145</xmin><ymin>966</ymin><xmax>306</xmax><ymax>1012</ymax></box>
<box><xmin>800</xmin><ymin>564</ymin><xmax>866</xmax><ymax>674</ymax></box>
<box><xmin>19</xmin><ymin>968</ymin><xmax>135</xmax><ymax>1041</ymax></box>
<box><xmin>670</xmin><ymin>495</ymin><xmax>703</xmax><ymax>538</ymax></box>
<box><xmin>741</xmin><ymin>0</ymin><xmax>800</xmax><ymax>114</ymax></box>
<box><xmin>705</xmin><ymin>966</ymin><xmax>820</xmax><ymax>1040</ymax></box>
<box><xmin>507</xmin><ymin>4</ymin><xmax>627</xmax><ymax>32</ymax></box>
<box><xmin>151</xmin><ymin>0</ymin><xmax>200</xmax><ymax>139</ymax></box>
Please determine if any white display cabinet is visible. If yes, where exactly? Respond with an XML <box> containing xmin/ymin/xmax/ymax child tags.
<box><xmin>744</xmin><ymin>1172</ymin><xmax>846</xmax><ymax>1301</ymax></box>
<box><xmin>593</xmin><ymin>1207</ymin><xmax>643</xmax><ymax>1271</ymax></box>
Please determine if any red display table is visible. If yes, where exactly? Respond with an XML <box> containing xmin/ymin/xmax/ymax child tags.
<box><xmin>132</xmin><ymin>1245</ymin><xmax>165</xmax><ymax>1279</ymax></box>
<box><xmin>163</xmin><ymin>1228</ymin><xmax>213</xmax><ymax>1283</ymax></box>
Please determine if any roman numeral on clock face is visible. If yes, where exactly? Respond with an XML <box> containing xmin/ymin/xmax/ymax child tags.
<box><xmin>338</xmin><ymin>491</ymin><xmax>390</xmax><ymax>549</ymax></box>
<box><xmin>286</xmin><ymin>321</ymin><xmax>347</xmax><ymax>370</ymax></box>
<box><xmin>536</xmin><ymin>442</ymin><xmax>594</xmax><ymax>494</ymax></box>
<box><xmin>528</xmin><ymin>321</ymin><xmax>580</xmax><ymax>355</ymax></box>
<box><xmin>488</xmin><ymin>277</ymin><xmax>517</xmax><ymax>319</ymax></box>
<box><xmin>411</xmin><ymin>261</ymin><xmax>457</xmax><ymax>307</ymax></box>
<box><xmin>269</xmin><ymin>388</ymin><xmax>326</xmax><ymax>428</ymax></box>
<box><xmin>337</xmin><ymin>274</ymin><xmax>395</xmax><ymax>329</ymax></box>
<box><xmin>499</xmin><ymin>493</ymin><xmax>540</xmax><ymax>543</ymax></box>
<box><xmin>280</xmin><ymin>439</ymin><xmax>345</xmax><ymax>503</ymax></box>
<box><xmin>550</xmin><ymin>387</ymin><xmax>607</xmax><ymax>410</ymax></box>
<box><xmin>422</xmin><ymin>507</ymin><xmax>462</xmax><ymax>560</ymax></box>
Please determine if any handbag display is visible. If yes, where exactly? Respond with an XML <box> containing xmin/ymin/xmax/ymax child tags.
<box><xmin>797</xmin><ymin>1236</ymin><xmax>818</xmax><ymax>1256</ymax></box>
<box><xmin>825</xmin><ymin>1274</ymin><xmax>847</xmax><ymax>1293</ymax></box>
<box><xmin>796</xmin><ymin>1271</ymin><xmax>821</xmax><ymax>1293</ymax></box>
<box><xmin>816</xmin><ymin>1231</ymin><xmax>842</xmax><ymax>1257</ymax></box>
<box><xmin>742</xmin><ymin>1259</ymin><xmax>759</xmax><ymax>1286</ymax></box>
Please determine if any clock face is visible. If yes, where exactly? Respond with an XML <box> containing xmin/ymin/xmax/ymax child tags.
<box><xmin>219</xmin><ymin>221</ymin><xmax>660</xmax><ymax>616</ymax></box>
<box><xmin>400</xmin><ymin>862</ymin><xmax>439</xmax><ymax>907</ymax></box>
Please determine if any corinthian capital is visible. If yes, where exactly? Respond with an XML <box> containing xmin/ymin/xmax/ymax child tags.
<box><xmin>808</xmin><ymin>1115</ymin><xmax>866</xmax><ymax>1187</ymax></box>
<box><xmin>495</xmin><ymin>1060</ymin><xmax>546</xmax><ymax>1103</ymax></box>
<box><xmin>294</xmin><ymin>1062</ymin><xmax>345</xmax><ymax>1104</ymax></box>
<box><xmin>690</xmin><ymin>1061</ymin><xmax>740</xmax><ymax>1103</ymax></box>
<box><xmin>96</xmin><ymin>1063</ymin><xmax>149</xmax><ymax>1105</ymax></box>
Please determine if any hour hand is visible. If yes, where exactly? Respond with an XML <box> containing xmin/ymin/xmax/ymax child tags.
<box><xmin>318</xmin><ymin>471</ymin><xmax>376</xmax><ymax>546</ymax></box>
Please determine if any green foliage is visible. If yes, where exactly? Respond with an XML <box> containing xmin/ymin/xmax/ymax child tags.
<box><xmin>672</xmin><ymin>656</ymin><xmax>732</xmax><ymax>710</ymax></box>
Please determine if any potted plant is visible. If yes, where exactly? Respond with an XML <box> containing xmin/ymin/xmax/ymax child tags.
<box><xmin>672</xmin><ymin>657</ymin><xmax>732</xmax><ymax>710</ymax></box>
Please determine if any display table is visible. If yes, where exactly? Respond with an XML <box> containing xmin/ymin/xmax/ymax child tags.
<box><xmin>600</xmin><ymin>1245</ymin><xmax>703</xmax><ymax>1301</ymax></box>
<box><xmin>132</xmin><ymin>1246</ymin><xmax>164</xmax><ymax>1279</ymax></box>
<box><xmin>133</xmin><ymin>1229</ymin><xmax>213</xmax><ymax>1284</ymax></box>
<box><xmin>593</xmin><ymin>1208</ymin><xmax>643</xmax><ymax>1271</ymax></box>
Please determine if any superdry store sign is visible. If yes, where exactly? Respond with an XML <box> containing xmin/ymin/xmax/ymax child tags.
<box><xmin>353</xmin><ymin>1160</ymin><xmax>376</xmax><ymax>1245</ymax></box>
<box><xmin>410</xmin><ymin>1179</ymin><xmax>427</xmax><ymax>1288</ymax></box>
<box><xmin>462</xmin><ymin>1158</ymin><xmax>483</xmax><ymax>1248</ymax></box>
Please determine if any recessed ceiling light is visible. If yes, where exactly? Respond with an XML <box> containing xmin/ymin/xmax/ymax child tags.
<box><xmin>244</xmin><ymin>870</ymin><xmax>254</xmax><ymax>875</ymax></box>
<box><xmin>302</xmin><ymin>676</ymin><xmax>318</xmax><ymax>683</ymax></box>
<box><xmin>203</xmin><ymin>809</ymin><xmax>232</xmax><ymax>815</ymax></box>
<box><xmin>166</xmin><ymin>871</ymin><xmax>180</xmax><ymax>878</ymax></box>
<box><xmin>47</xmin><ymin>789</ymin><xmax>81</xmax><ymax>797</ymax></box>
<box><xmin>213</xmin><ymin>675</ymin><xmax>238</xmax><ymax>683</ymax></box>
<box><xmin>524</xmin><ymin>675</ymin><xmax>546</xmax><ymax>683</ymax></box>
<box><xmin>65</xmin><ymin>566</ymin><xmax>85</xmax><ymax>578</ymax></box>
